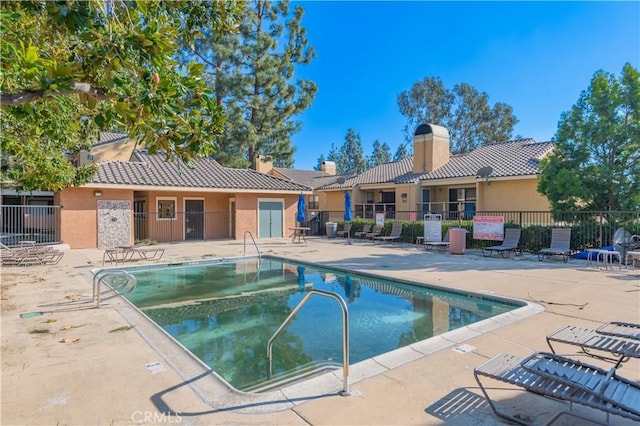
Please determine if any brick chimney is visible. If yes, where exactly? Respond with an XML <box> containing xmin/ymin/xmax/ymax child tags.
<box><xmin>321</xmin><ymin>160</ymin><xmax>336</xmax><ymax>175</ymax></box>
<box><xmin>412</xmin><ymin>124</ymin><xmax>450</xmax><ymax>173</ymax></box>
<box><xmin>256</xmin><ymin>154</ymin><xmax>273</xmax><ymax>174</ymax></box>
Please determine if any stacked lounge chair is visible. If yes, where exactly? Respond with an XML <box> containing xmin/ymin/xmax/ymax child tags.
<box><xmin>0</xmin><ymin>243</ymin><xmax>64</xmax><ymax>266</ymax></box>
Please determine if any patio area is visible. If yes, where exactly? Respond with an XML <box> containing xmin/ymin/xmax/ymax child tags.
<box><xmin>1</xmin><ymin>237</ymin><xmax>639</xmax><ymax>425</ymax></box>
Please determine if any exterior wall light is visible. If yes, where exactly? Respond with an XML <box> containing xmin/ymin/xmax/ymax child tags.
<box><xmin>94</xmin><ymin>191</ymin><xmax>102</xmax><ymax>197</ymax></box>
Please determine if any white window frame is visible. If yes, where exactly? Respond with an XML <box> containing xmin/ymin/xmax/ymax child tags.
<box><xmin>156</xmin><ymin>196</ymin><xmax>177</xmax><ymax>220</ymax></box>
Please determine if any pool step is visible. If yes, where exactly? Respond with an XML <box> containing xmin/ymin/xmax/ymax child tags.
<box><xmin>242</xmin><ymin>361</ymin><xmax>342</xmax><ymax>393</ymax></box>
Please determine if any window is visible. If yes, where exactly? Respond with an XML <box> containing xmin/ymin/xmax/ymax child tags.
<box><xmin>421</xmin><ymin>189</ymin><xmax>431</xmax><ymax>212</ymax></box>
<box><xmin>308</xmin><ymin>195</ymin><xmax>319</xmax><ymax>210</ymax></box>
<box><xmin>157</xmin><ymin>198</ymin><xmax>176</xmax><ymax>219</ymax></box>
<box><xmin>366</xmin><ymin>191</ymin><xmax>374</xmax><ymax>203</ymax></box>
<box><xmin>448</xmin><ymin>188</ymin><xmax>476</xmax><ymax>219</ymax></box>
<box><xmin>381</xmin><ymin>192</ymin><xmax>395</xmax><ymax>203</ymax></box>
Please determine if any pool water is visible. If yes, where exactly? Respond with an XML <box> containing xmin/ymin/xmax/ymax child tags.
<box><xmin>118</xmin><ymin>256</ymin><xmax>521</xmax><ymax>392</ymax></box>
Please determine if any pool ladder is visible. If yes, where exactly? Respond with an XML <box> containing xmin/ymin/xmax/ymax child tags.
<box><xmin>92</xmin><ymin>270</ymin><xmax>137</xmax><ymax>308</ymax></box>
<box><xmin>267</xmin><ymin>289</ymin><xmax>351</xmax><ymax>396</ymax></box>
<box><xmin>243</xmin><ymin>231</ymin><xmax>261</xmax><ymax>259</ymax></box>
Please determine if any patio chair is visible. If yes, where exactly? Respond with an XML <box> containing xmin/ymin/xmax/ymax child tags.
<box><xmin>336</xmin><ymin>222</ymin><xmax>352</xmax><ymax>238</ymax></box>
<box><xmin>546</xmin><ymin>321</ymin><xmax>640</xmax><ymax>368</ymax></box>
<box><xmin>132</xmin><ymin>246</ymin><xmax>164</xmax><ymax>261</ymax></box>
<box><xmin>365</xmin><ymin>224</ymin><xmax>384</xmax><ymax>239</ymax></box>
<box><xmin>537</xmin><ymin>228</ymin><xmax>572</xmax><ymax>262</ymax></box>
<box><xmin>482</xmin><ymin>228</ymin><xmax>522</xmax><ymax>258</ymax></box>
<box><xmin>353</xmin><ymin>224</ymin><xmax>372</xmax><ymax>239</ymax></box>
<box><xmin>423</xmin><ymin>229</ymin><xmax>450</xmax><ymax>252</ymax></box>
<box><xmin>474</xmin><ymin>351</ymin><xmax>640</xmax><ymax>426</ymax></box>
<box><xmin>373</xmin><ymin>223</ymin><xmax>403</xmax><ymax>244</ymax></box>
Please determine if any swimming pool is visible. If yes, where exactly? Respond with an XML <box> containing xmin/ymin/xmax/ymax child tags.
<box><xmin>109</xmin><ymin>255</ymin><xmax>525</xmax><ymax>393</ymax></box>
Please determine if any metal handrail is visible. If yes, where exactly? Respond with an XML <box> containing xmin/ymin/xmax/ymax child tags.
<box><xmin>243</xmin><ymin>231</ymin><xmax>261</xmax><ymax>259</ymax></box>
<box><xmin>92</xmin><ymin>270</ymin><xmax>137</xmax><ymax>308</ymax></box>
<box><xmin>266</xmin><ymin>289</ymin><xmax>351</xmax><ymax>396</ymax></box>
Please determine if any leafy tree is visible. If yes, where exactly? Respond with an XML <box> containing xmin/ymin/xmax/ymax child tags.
<box><xmin>190</xmin><ymin>0</ymin><xmax>317</xmax><ymax>169</ymax></box>
<box><xmin>1</xmin><ymin>0</ymin><xmax>243</xmax><ymax>191</ymax></box>
<box><xmin>369</xmin><ymin>140</ymin><xmax>392</xmax><ymax>166</ymax></box>
<box><xmin>397</xmin><ymin>76</ymin><xmax>518</xmax><ymax>153</ymax></box>
<box><xmin>538</xmin><ymin>63</ymin><xmax>640</xmax><ymax>211</ymax></box>
<box><xmin>393</xmin><ymin>142</ymin><xmax>411</xmax><ymax>160</ymax></box>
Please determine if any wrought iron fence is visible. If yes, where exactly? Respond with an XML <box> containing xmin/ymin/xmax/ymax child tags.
<box><xmin>0</xmin><ymin>205</ymin><xmax>62</xmax><ymax>246</ymax></box>
<box><xmin>133</xmin><ymin>211</ymin><xmax>231</xmax><ymax>243</ymax></box>
<box><xmin>1</xmin><ymin>204</ymin><xmax>637</xmax><ymax>253</ymax></box>
<box><xmin>315</xmin><ymin>210</ymin><xmax>640</xmax><ymax>254</ymax></box>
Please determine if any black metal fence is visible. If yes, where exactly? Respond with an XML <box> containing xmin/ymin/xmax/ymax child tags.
<box><xmin>0</xmin><ymin>205</ymin><xmax>62</xmax><ymax>246</ymax></box>
<box><xmin>314</xmin><ymin>210</ymin><xmax>640</xmax><ymax>254</ymax></box>
<box><xmin>134</xmin><ymin>211</ymin><xmax>231</xmax><ymax>243</ymax></box>
<box><xmin>1</xmin><ymin>204</ymin><xmax>637</xmax><ymax>253</ymax></box>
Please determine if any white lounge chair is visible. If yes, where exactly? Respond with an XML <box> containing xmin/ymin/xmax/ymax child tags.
<box><xmin>546</xmin><ymin>321</ymin><xmax>640</xmax><ymax>368</ymax></box>
<box><xmin>422</xmin><ymin>229</ymin><xmax>450</xmax><ymax>252</ymax></box>
<box><xmin>474</xmin><ymin>351</ymin><xmax>640</xmax><ymax>425</ymax></box>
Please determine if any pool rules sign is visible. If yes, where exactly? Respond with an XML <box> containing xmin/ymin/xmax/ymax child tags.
<box><xmin>423</xmin><ymin>214</ymin><xmax>443</xmax><ymax>241</ymax></box>
<box><xmin>473</xmin><ymin>216</ymin><xmax>504</xmax><ymax>240</ymax></box>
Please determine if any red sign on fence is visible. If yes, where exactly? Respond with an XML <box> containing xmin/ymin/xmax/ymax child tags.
<box><xmin>473</xmin><ymin>216</ymin><xmax>504</xmax><ymax>240</ymax></box>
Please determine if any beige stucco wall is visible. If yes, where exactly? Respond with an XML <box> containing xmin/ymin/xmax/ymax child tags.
<box><xmin>235</xmin><ymin>193</ymin><xmax>299</xmax><ymax>240</ymax></box>
<box><xmin>394</xmin><ymin>184</ymin><xmax>415</xmax><ymax>210</ymax></box>
<box><xmin>314</xmin><ymin>190</ymin><xmax>352</xmax><ymax>222</ymax></box>
<box><xmin>134</xmin><ymin>191</ymin><xmax>233</xmax><ymax>242</ymax></box>
<box><xmin>56</xmin><ymin>188</ymin><xmax>134</xmax><ymax>249</ymax></box>
<box><xmin>92</xmin><ymin>139</ymin><xmax>135</xmax><ymax>162</ymax></box>
<box><xmin>57</xmin><ymin>189</ymin><xmax>302</xmax><ymax>247</ymax></box>
<box><xmin>477</xmin><ymin>178</ymin><xmax>550</xmax><ymax>211</ymax></box>
<box><xmin>412</xmin><ymin>129</ymin><xmax>450</xmax><ymax>173</ymax></box>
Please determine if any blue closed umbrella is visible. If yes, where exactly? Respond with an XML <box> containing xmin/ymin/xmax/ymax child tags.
<box><xmin>344</xmin><ymin>191</ymin><xmax>352</xmax><ymax>221</ymax></box>
<box><xmin>296</xmin><ymin>193</ymin><xmax>306</xmax><ymax>223</ymax></box>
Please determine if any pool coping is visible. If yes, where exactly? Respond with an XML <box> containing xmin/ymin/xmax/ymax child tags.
<box><xmin>90</xmin><ymin>255</ymin><xmax>545</xmax><ymax>415</ymax></box>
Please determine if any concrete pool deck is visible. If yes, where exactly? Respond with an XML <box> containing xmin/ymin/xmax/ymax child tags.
<box><xmin>1</xmin><ymin>238</ymin><xmax>639</xmax><ymax>425</ymax></box>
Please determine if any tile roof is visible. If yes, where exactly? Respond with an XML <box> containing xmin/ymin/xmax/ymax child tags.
<box><xmin>273</xmin><ymin>168</ymin><xmax>355</xmax><ymax>189</ymax></box>
<box><xmin>414</xmin><ymin>138</ymin><xmax>554</xmax><ymax>182</ymax></box>
<box><xmin>319</xmin><ymin>139</ymin><xmax>554</xmax><ymax>189</ymax></box>
<box><xmin>91</xmin><ymin>150</ymin><xmax>311</xmax><ymax>192</ymax></box>
<box><xmin>96</xmin><ymin>132</ymin><xmax>129</xmax><ymax>146</ymax></box>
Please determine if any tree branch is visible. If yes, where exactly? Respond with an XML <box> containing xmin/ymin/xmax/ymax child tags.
<box><xmin>1</xmin><ymin>82</ymin><xmax>110</xmax><ymax>106</ymax></box>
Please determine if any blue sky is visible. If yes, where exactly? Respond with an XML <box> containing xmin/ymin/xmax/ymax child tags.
<box><xmin>289</xmin><ymin>1</ymin><xmax>640</xmax><ymax>170</ymax></box>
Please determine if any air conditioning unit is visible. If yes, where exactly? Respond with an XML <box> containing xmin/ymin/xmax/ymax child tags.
<box><xmin>77</xmin><ymin>150</ymin><xmax>95</xmax><ymax>167</ymax></box>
